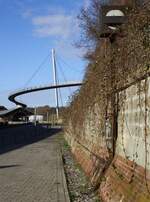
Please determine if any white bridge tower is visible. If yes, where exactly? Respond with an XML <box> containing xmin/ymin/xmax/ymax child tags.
<box><xmin>52</xmin><ymin>49</ymin><xmax>59</xmax><ymax>120</ymax></box>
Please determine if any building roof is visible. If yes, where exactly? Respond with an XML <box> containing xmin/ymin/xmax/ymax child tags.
<box><xmin>0</xmin><ymin>107</ymin><xmax>33</xmax><ymax>118</ymax></box>
<box><xmin>0</xmin><ymin>106</ymin><xmax>7</xmax><ymax>111</ymax></box>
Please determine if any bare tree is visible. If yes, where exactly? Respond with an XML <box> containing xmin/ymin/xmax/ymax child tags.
<box><xmin>78</xmin><ymin>0</ymin><xmax>109</xmax><ymax>47</ymax></box>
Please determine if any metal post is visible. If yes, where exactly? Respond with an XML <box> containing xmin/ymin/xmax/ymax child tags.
<box><xmin>46</xmin><ymin>111</ymin><xmax>49</xmax><ymax>128</ymax></box>
<box><xmin>34</xmin><ymin>107</ymin><xmax>37</xmax><ymax>126</ymax></box>
<box><xmin>52</xmin><ymin>49</ymin><xmax>59</xmax><ymax>121</ymax></box>
<box><xmin>47</xmin><ymin>112</ymin><xmax>49</xmax><ymax>123</ymax></box>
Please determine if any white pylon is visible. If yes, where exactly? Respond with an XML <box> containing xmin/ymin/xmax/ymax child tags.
<box><xmin>52</xmin><ymin>49</ymin><xmax>59</xmax><ymax>120</ymax></box>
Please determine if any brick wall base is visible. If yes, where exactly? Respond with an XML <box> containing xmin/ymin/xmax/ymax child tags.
<box><xmin>67</xmin><ymin>137</ymin><xmax>111</xmax><ymax>186</ymax></box>
<box><xmin>100</xmin><ymin>155</ymin><xmax>150</xmax><ymax>202</ymax></box>
<box><xmin>65</xmin><ymin>135</ymin><xmax>150</xmax><ymax>202</ymax></box>
<box><xmin>73</xmin><ymin>147</ymin><xmax>109</xmax><ymax>185</ymax></box>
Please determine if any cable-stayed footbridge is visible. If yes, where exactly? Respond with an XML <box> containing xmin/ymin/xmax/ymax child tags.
<box><xmin>8</xmin><ymin>82</ymin><xmax>82</xmax><ymax>108</ymax></box>
<box><xmin>0</xmin><ymin>49</ymin><xmax>83</xmax><ymax>120</ymax></box>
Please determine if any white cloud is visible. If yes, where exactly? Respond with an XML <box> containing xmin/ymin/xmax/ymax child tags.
<box><xmin>22</xmin><ymin>5</ymin><xmax>87</xmax><ymax>59</ymax></box>
<box><xmin>31</xmin><ymin>14</ymin><xmax>78</xmax><ymax>39</ymax></box>
<box><xmin>32</xmin><ymin>15</ymin><xmax>70</xmax><ymax>25</ymax></box>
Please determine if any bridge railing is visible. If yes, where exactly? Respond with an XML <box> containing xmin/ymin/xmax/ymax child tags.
<box><xmin>9</xmin><ymin>81</ymin><xmax>82</xmax><ymax>96</ymax></box>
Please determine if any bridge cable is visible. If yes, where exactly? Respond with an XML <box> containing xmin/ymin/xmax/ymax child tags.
<box><xmin>56</xmin><ymin>60</ymin><xmax>64</xmax><ymax>107</ymax></box>
<box><xmin>55</xmin><ymin>54</ymin><xmax>73</xmax><ymax>108</ymax></box>
<box><xmin>56</xmin><ymin>58</ymin><xmax>72</xmax><ymax>95</ymax></box>
<box><xmin>56</xmin><ymin>56</ymin><xmax>81</xmax><ymax>105</ymax></box>
<box><xmin>24</xmin><ymin>54</ymin><xmax>50</xmax><ymax>87</ymax></box>
<box><xmin>56</xmin><ymin>53</ymin><xmax>83</xmax><ymax>101</ymax></box>
<box><xmin>56</xmin><ymin>53</ymin><xmax>84</xmax><ymax>74</ymax></box>
<box><xmin>55</xmin><ymin>67</ymin><xmax>63</xmax><ymax>113</ymax></box>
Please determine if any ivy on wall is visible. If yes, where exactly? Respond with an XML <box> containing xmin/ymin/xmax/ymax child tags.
<box><xmin>64</xmin><ymin>1</ymin><xmax>150</xmax><ymax>138</ymax></box>
<box><xmin>63</xmin><ymin>0</ymin><xmax>150</xmax><ymax>194</ymax></box>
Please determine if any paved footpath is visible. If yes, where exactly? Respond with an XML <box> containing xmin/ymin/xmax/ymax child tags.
<box><xmin>0</xmin><ymin>133</ymin><xmax>70</xmax><ymax>202</ymax></box>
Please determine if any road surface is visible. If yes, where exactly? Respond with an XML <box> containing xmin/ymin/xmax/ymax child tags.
<box><xmin>0</xmin><ymin>132</ymin><xmax>69</xmax><ymax>202</ymax></box>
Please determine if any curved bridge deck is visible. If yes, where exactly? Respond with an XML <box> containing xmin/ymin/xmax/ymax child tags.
<box><xmin>9</xmin><ymin>82</ymin><xmax>82</xmax><ymax>107</ymax></box>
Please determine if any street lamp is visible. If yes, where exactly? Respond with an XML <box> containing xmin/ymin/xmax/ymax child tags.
<box><xmin>100</xmin><ymin>5</ymin><xmax>128</xmax><ymax>38</ymax></box>
<box><xmin>106</xmin><ymin>9</ymin><xmax>125</xmax><ymax>30</ymax></box>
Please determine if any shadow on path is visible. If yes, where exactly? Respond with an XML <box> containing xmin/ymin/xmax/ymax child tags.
<box><xmin>0</xmin><ymin>164</ymin><xmax>21</xmax><ymax>169</ymax></box>
<box><xmin>0</xmin><ymin>124</ymin><xmax>62</xmax><ymax>155</ymax></box>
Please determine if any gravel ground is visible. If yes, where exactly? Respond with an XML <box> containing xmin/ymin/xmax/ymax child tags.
<box><xmin>61</xmin><ymin>138</ymin><xmax>101</xmax><ymax>202</ymax></box>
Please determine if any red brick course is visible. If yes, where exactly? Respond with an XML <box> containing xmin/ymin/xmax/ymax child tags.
<box><xmin>70</xmin><ymin>139</ymin><xmax>110</xmax><ymax>186</ymax></box>
<box><xmin>100</xmin><ymin>155</ymin><xmax>150</xmax><ymax>202</ymax></box>
<box><xmin>68</xmin><ymin>138</ymin><xmax>150</xmax><ymax>202</ymax></box>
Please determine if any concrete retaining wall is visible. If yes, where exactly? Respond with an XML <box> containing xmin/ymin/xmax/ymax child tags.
<box><xmin>65</xmin><ymin>78</ymin><xmax>150</xmax><ymax>201</ymax></box>
<box><xmin>100</xmin><ymin>78</ymin><xmax>150</xmax><ymax>201</ymax></box>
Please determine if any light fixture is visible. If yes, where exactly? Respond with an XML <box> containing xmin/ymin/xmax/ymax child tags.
<box><xmin>106</xmin><ymin>10</ymin><xmax>125</xmax><ymax>30</ymax></box>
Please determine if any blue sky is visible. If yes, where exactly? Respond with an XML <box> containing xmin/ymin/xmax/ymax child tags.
<box><xmin>0</xmin><ymin>0</ymin><xmax>89</xmax><ymax>108</ymax></box>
